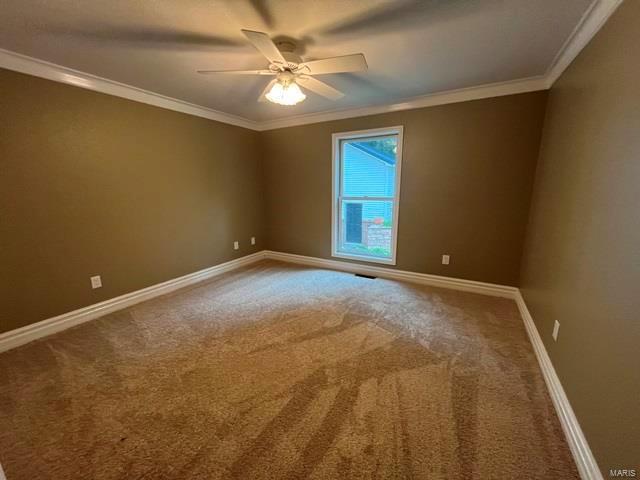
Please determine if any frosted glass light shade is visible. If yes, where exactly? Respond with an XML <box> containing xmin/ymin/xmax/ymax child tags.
<box><xmin>266</xmin><ymin>80</ymin><xmax>306</xmax><ymax>106</ymax></box>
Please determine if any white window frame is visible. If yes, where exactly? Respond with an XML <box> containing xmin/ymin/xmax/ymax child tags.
<box><xmin>331</xmin><ymin>126</ymin><xmax>404</xmax><ymax>265</ymax></box>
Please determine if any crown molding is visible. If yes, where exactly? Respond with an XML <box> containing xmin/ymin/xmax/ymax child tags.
<box><xmin>0</xmin><ymin>1</ymin><xmax>621</xmax><ymax>131</ymax></box>
<box><xmin>0</xmin><ymin>48</ymin><xmax>259</xmax><ymax>130</ymax></box>
<box><xmin>545</xmin><ymin>0</ymin><xmax>624</xmax><ymax>87</ymax></box>
<box><xmin>255</xmin><ymin>76</ymin><xmax>548</xmax><ymax>131</ymax></box>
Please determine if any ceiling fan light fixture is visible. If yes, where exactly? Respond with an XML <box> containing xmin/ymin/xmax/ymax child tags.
<box><xmin>197</xmin><ymin>30</ymin><xmax>367</xmax><ymax>105</ymax></box>
<box><xmin>266</xmin><ymin>79</ymin><xmax>306</xmax><ymax>106</ymax></box>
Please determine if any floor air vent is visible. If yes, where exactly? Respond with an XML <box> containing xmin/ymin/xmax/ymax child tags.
<box><xmin>355</xmin><ymin>273</ymin><xmax>377</xmax><ymax>279</ymax></box>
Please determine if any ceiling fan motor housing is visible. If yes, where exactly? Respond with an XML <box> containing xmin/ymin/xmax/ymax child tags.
<box><xmin>281</xmin><ymin>51</ymin><xmax>302</xmax><ymax>70</ymax></box>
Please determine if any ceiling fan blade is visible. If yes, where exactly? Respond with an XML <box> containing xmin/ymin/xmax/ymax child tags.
<box><xmin>247</xmin><ymin>0</ymin><xmax>275</xmax><ymax>29</ymax></box>
<box><xmin>315</xmin><ymin>0</ymin><xmax>421</xmax><ymax>35</ymax></box>
<box><xmin>224</xmin><ymin>0</ymin><xmax>274</xmax><ymax>31</ymax></box>
<box><xmin>297</xmin><ymin>54</ymin><xmax>368</xmax><ymax>75</ymax></box>
<box><xmin>297</xmin><ymin>76</ymin><xmax>344</xmax><ymax>101</ymax></box>
<box><xmin>310</xmin><ymin>0</ymin><xmax>490</xmax><ymax>37</ymax></box>
<box><xmin>197</xmin><ymin>69</ymin><xmax>275</xmax><ymax>75</ymax></box>
<box><xmin>258</xmin><ymin>79</ymin><xmax>278</xmax><ymax>102</ymax></box>
<box><xmin>43</xmin><ymin>24</ymin><xmax>241</xmax><ymax>50</ymax></box>
<box><xmin>241</xmin><ymin>29</ymin><xmax>287</xmax><ymax>68</ymax></box>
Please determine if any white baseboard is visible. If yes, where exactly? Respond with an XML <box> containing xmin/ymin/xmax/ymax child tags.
<box><xmin>0</xmin><ymin>248</ymin><xmax>600</xmax><ymax>479</ymax></box>
<box><xmin>264</xmin><ymin>250</ymin><xmax>601</xmax><ymax>479</ymax></box>
<box><xmin>0</xmin><ymin>251</ymin><xmax>266</xmax><ymax>353</ymax></box>
<box><xmin>264</xmin><ymin>250</ymin><xmax>518</xmax><ymax>298</ymax></box>
<box><xmin>514</xmin><ymin>291</ymin><xmax>603</xmax><ymax>480</ymax></box>
<box><xmin>0</xmin><ymin>249</ymin><xmax>517</xmax><ymax>354</ymax></box>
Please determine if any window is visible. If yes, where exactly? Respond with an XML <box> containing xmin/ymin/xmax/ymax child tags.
<box><xmin>332</xmin><ymin>126</ymin><xmax>403</xmax><ymax>265</ymax></box>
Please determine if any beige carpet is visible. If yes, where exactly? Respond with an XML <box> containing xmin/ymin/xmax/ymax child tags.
<box><xmin>0</xmin><ymin>260</ymin><xmax>578</xmax><ymax>479</ymax></box>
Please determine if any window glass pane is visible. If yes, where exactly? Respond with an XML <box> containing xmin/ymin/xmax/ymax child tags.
<box><xmin>341</xmin><ymin>135</ymin><xmax>397</xmax><ymax>197</ymax></box>
<box><xmin>339</xmin><ymin>200</ymin><xmax>394</xmax><ymax>259</ymax></box>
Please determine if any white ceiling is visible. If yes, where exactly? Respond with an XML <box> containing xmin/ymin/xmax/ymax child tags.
<box><xmin>0</xmin><ymin>0</ymin><xmax>594</xmax><ymax>123</ymax></box>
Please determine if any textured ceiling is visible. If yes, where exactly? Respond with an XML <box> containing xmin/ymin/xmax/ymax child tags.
<box><xmin>0</xmin><ymin>0</ymin><xmax>593</xmax><ymax>122</ymax></box>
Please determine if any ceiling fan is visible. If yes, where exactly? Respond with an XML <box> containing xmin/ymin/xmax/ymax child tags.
<box><xmin>197</xmin><ymin>29</ymin><xmax>368</xmax><ymax>106</ymax></box>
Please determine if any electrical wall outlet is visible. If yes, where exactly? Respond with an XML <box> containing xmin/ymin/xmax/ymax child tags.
<box><xmin>442</xmin><ymin>254</ymin><xmax>450</xmax><ymax>265</ymax></box>
<box><xmin>233</xmin><ymin>241</ymin><xmax>239</xmax><ymax>250</ymax></box>
<box><xmin>251</xmin><ymin>236</ymin><xmax>256</xmax><ymax>245</ymax></box>
<box><xmin>552</xmin><ymin>320</ymin><xmax>560</xmax><ymax>341</ymax></box>
<box><xmin>90</xmin><ymin>275</ymin><xmax>102</xmax><ymax>289</ymax></box>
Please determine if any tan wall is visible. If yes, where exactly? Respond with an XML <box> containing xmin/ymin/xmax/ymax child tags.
<box><xmin>0</xmin><ymin>68</ymin><xmax>264</xmax><ymax>333</ymax></box>
<box><xmin>2</xmin><ymin>8</ymin><xmax>637</xmax><ymax>471</ymax></box>
<box><xmin>520</xmin><ymin>1</ymin><xmax>640</xmax><ymax>474</ymax></box>
<box><xmin>261</xmin><ymin>92</ymin><xmax>548</xmax><ymax>286</ymax></box>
